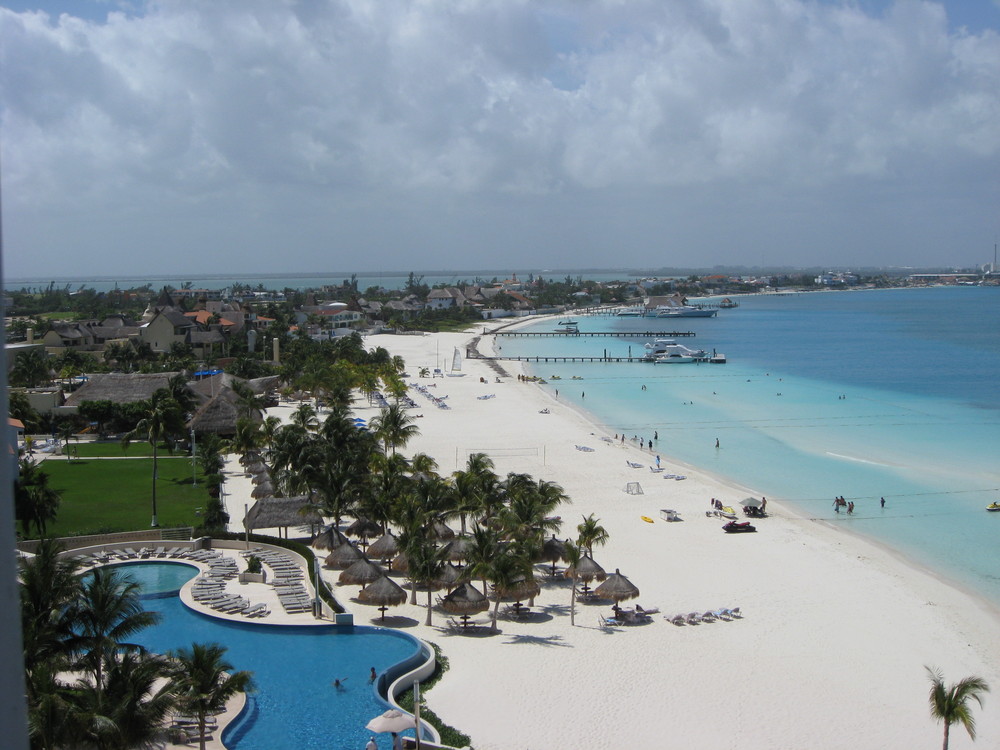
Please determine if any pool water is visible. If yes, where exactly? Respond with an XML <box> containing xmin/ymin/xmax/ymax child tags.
<box><xmin>109</xmin><ymin>562</ymin><xmax>422</xmax><ymax>750</ymax></box>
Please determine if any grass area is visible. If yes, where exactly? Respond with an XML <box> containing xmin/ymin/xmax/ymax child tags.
<box><xmin>66</xmin><ymin>441</ymin><xmax>180</xmax><ymax>458</ymax></box>
<box><xmin>40</xmin><ymin>456</ymin><xmax>210</xmax><ymax>536</ymax></box>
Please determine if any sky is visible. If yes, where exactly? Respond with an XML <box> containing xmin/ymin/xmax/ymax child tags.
<box><xmin>1</xmin><ymin>0</ymin><xmax>999</xmax><ymax>280</ymax></box>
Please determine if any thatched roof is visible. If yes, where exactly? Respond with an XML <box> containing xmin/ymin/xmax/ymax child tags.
<box><xmin>338</xmin><ymin>558</ymin><xmax>385</xmax><ymax>586</ymax></box>
<box><xmin>245</xmin><ymin>496</ymin><xmax>320</xmax><ymax>530</ymax></box>
<box><xmin>345</xmin><ymin>518</ymin><xmax>382</xmax><ymax>540</ymax></box>
<box><xmin>439</xmin><ymin>582</ymin><xmax>489</xmax><ymax>616</ymax></box>
<box><xmin>188</xmin><ymin>373</ymin><xmax>245</xmax><ymax>402</ymax></box>
<box><xmin>325</xmin><ymin>543</ymin><xmax>364</xmax><ymax>569</ymax></box>
<box><xmin>313</xmin><ymin>525</ymin><xmax>350</xmax><ymax>550</ymax></box>
<box><xmin>366</xmin><ymin>532</ymin><xmax>399</xmax><ymax>561</ymax></box>
<box><xmin>565</xmin><ymin>555</ymin><xmax>606</xmax><ymax>584</ymax></box>
<box><xmin>64</xmin><ymin>372</ymin><xmax>181</xmax><ymax>407</ymax></box>
<box><xmin>187</xmin><ymin>390</ymin><xmax>257</xmax><ymax>436</ymax></box>
<box><xmin>594</xmin><ymin>569</ymin><xmax>639</xmax><ymax>603</ymax></box>
<box><xmin>358</xmin><ymin>575</ymin><xmax>408</xmax><ymax>620</ymax></box>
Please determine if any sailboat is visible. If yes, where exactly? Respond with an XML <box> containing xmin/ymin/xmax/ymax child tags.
<box><xmin>447</xmin><ymin>347</ymin><xmax>466</xmax><ymax>377</ymax></box>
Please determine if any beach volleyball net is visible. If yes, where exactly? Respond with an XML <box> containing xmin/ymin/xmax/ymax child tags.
<box><xmin>457</xmin><ymin>446</ymin><xmax>546</xmax><ymax>467</ymax></box>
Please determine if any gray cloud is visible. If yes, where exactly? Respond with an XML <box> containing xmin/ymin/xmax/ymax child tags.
<box><xmin>2</xmin><ymin>0</ymin><xmax>998</xmax><ymax>277</ymax></box>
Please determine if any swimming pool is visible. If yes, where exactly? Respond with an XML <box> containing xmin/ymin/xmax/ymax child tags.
<box><xmin>111</xmin><ymin>561</ymin><xmax>423</xmax><ymax>750</ymax></box>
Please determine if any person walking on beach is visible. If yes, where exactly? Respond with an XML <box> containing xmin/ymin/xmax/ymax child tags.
<box><xmin>761</xmin><ymin>497</ymin><xmax>766</xmax><ymax>513</ymax></box>
<box><xmin>833</xmin><ymin>497</ymin><xmax>840</xmax><ymax>513</ymax></box>
<box><xmin>655</xmin><ymin>455</ymin><xmax>661</xmax><ymax>469</ymax></box>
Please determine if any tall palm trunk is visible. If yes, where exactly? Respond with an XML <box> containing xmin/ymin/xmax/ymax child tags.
<box><xmin>942</xmin><ymin>723</ymin><xmax>949</xmax><ymax>750</ymax></box>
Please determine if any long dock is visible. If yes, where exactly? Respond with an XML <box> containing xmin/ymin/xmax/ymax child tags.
<box><xmin>491</xmin><ymin>330</ymin><xmax>695</xmax><ymax>338</ymax></box>
<box><xmin>486</xmin><ymin>355</ymin><xmax>655</xmax><ymax>363</ymax></box>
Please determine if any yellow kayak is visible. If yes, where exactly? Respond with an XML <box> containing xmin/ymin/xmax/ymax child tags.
<box><xmin>641</xmin><ymin>516</ymin><xmax>655</xmax><ymax>524</ymax></box>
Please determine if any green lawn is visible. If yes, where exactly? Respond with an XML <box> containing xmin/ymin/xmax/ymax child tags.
<box><xmin>40</xmin><ymin>456</ymin><xmax>211</xmax><ymax>536</ymax></box>
<box><xmin>67</xmin><ymin>441</ymin><xmax>180</xmax><ymax>458</ymax></box>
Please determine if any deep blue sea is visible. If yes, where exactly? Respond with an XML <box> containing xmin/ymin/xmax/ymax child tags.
<box><xmin>500</xmin><ymin>287</ymin><xmax>1000</xmax><ymax>604</ymax></box>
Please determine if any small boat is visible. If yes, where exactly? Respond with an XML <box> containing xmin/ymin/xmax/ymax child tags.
<box><xmin>723</xmin><ymin>521</ymin><xmax>756</xmax><ymax>533</ymax></box>
<box><xmin>616</xmin><ymin>308</ymin><xmax>643</xmax><ymax>317</ymax></box>
<box><xmin>554</xmin><ymin>323</ymin><xmax>579</xmax><ymax>333</ymax></box>
<box><xmin>719</xmin><ymin>506</ymin><xmax>737</xmax><ymax>520</ymax></box>
<box><xmin>655</xmin><ymin>306</ymin><xmax>718</xmax><ymax>318</ymax></box>
<box><xmin>987</xmin><ymin>502</ymin><xmax>1000</xmax><ymax>512</ymax></box>
<box><xmin>641</xmin><ymin>516</ymin><xmax>655</xmax><ymax>524</ymax></box>
<box><xmin>643</xmin><ymin>339</ymin><xmax>708</xmax><ymax>362</ymax></box>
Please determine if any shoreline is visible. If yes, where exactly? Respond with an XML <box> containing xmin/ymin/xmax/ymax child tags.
<box><xmin>332</xmin><ymin>325</ymin><xmax>1000</xmax><ymax>750</ymax></box>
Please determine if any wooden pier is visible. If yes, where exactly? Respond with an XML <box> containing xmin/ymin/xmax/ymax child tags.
<box><xmin>485</xmin><ymin>355</ymin><xmax>656</xmax><ymax>363</ymax></box>
<box><xmin>491</xmin><ymin>330</ymin><xmax>695</xmax><ymax>338</ymax></box>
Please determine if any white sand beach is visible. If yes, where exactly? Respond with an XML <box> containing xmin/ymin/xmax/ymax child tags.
<box><xmin>233</xmin><ymin>325</ymin><xmax>1000</xmax><ymax>750</ymax></box>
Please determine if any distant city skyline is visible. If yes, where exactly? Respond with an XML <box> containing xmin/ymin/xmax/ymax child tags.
<box><xmin>2</xmin><ymin>0</ymin><xmax>998</xmax><ymax>278</ymax></box>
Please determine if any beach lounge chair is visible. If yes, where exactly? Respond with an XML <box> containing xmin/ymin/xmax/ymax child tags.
<box><xmin>668</xmin><ymin>613</ymin><xmax>687</xmax><ymax>626</ymax></box>
<box><xmin>598</xmin><ymin>615</ymin><xmax>621</xmax><ymax>629</ymax></box>
<box><xmin>575</xmin><ymin>445</ymin><xmax>594</xmax><ymax>452</ymax></box>
<box><xmin>649</xmin><ymin>466</ymin><xmax>663</xmax><ymax>473</ymax></box>
<box><xmin>686</xmin><ymin>612</ymin><xmax>702</xmax><ymax>625</ymax></box>
<box><xmin>626</xmin><ymin>461</ymin><xmax>644</xmax><ymax>469</ymax></box>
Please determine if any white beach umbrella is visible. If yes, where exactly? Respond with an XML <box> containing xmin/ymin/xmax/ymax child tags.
<box><xmin>366</xmin><ymin>709</ymin><xmax>414</xmax><ymax>734</ymax></box>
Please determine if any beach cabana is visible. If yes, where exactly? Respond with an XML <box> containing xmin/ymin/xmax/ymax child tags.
<box><xmin>594</xmin><ymin>569</ymin><xmax>640</xmax><ymax>617</ymax></box>
<box><xmin>338</xmin><ymin>558</ymin><xmax>385</xmax><ymax>589</ymax></box>
<box><xmin>441</xmin><ymin>535</ymin><xmax>471</xmax><ymax>565</ymax></box>
<box><xmin>565</xmin><ymin>555</ymin><xmax>606</xmax><ymax>594</ymax></box>
<box><xmin>325</xmin><ymin>542</ymin><xmax>364</xmax><ymax>569</ymax></box>
<box><xmin>439</xmin><ymin>581</ymin><xmax>489</xmax><ymax>628</ymax></box>
<box><xmin>345</xmin><ymin>518</ymin><xmax>383</xmax><ymax>549</ymax></box>
<box><xmin>427</xmin><ymin>521</ymin><xmax>456</xmax><ymax>542</ymax></box>
<box><xmin>313</xmin><ymin>525</ymin><xmax>350</xmax><ymax>550</ymax></box>
<box><xmin>357</xmin><ymin>575</ymin><xmax>407</xmax><ymax>622</ymax></box>
<box><xmin>366</xmin><ymin>532</ymin><xmax>400</xmax><ymax>564</ymax></box>
<box><xmin>538</xmin><ymin>535</ymin><xmax>568</xmax><ymax>576</ymax></box>
<box><xmin>245</xmin><ymin>496</ymin><xmax>321</xmax><ymax>539</ymax></box>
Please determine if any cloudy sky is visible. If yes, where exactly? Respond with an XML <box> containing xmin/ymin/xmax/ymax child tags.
<box><xmin>1</xmin><ymin>0</ymin><xmax>998</xmax><ymax>279</ymax></box>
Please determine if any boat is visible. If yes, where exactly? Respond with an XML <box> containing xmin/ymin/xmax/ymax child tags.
<box><xmin>557</xmin><ymin>319</ymin><xmax>578</xmax><ymax>326</ymax></box>
<box><xmin>723</xmin><ymin>520</ymin><xmax>756</xmax><ymax>533</ymax></box>
<box><xmin>616</xmin><ymin>308</ymin><xmax>644</xmax><ymax>317</ymax></box>
<box><xmin>987</xmin><ymin>502</ymin><xmax>1000</xmax><ymax>512</ymax></box>
<box><xmin>655</xmin><ymin>354</ymin><xmax>696</xmax><ymax>364</ymax></box>
<box><xmin>719</xmin><ymin>506</ymin><xmax>737</xmax><ymax>519</ymax></box>
<box><xmin>641</xmin><ymin>516</ymin><xmax>655</xmax><ymax>524</ymax></box>
<box><xmin>643</xmin><ymin>339</ymin><xmax>707</xmax><ymax>361</ymax></box>
<box><xmin>446</xmin><ymin>347</ymin><xmax>466</xmax><ymax>377</ymax></box>
<box><xmin>554</xmin><ymin>323</ymin><xmax>579</xmax><ymax>333</ymax></box>
<box><xmin>655</xmin><ymin>306</ymin><xmax>717</xmax><ymax>318</ymax></box>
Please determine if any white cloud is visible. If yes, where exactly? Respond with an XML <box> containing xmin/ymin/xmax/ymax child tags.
<box><xmin>1</xmin><ymin>0</ymin><xmax>999</xmax><ymax>276</ymax></box>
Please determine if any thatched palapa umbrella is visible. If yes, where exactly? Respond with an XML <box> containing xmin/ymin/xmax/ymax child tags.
<box><xmin>441</xmin><ymin>536</ymin><xmax>471</xmax><ymax>565</ymax></box>
<box><xmin>250</xmin><ymin>469</ymin><xmax>271</xmax><ymax>484</ymax></box>
<box><xmin>345</xmin><ymin>518</ymin><xmax>382</xmax><ymax>550</ymax></box>
<box><xmin>357</xmin><ymin>575</ymin><xmax>407</xmax><ymax>621</ymax></box>
<box><xmin>427</xmin><ymin>521</ymin><xmax>455</xmax><ymax>542</ymax></box>
<box><xmin>239</xmin><ymin>450</ymin><xmax>262</xmax><ymax>467</ymax></box>
<box><xmin>490</xmin><ymin>574</ymin><xmax>541</xmax><ymax>616</ymax></box>
<box><xmin>251</xmin><ymin>481</ymin><xmax>274</xmax><ymax>500</ymax></box>
<box><xmin>594</xmin><ymin>568</ymin><xmax>640</xmax><ymax>616</ymax></box>
<box><xmin>439</xmin><ymin>581</ymin><xmax>489</xmax><ymax>628</ymax></box>
<box><xmin>366</xmin><ymin>532</ymin><xmax>399</xmax><ymax>564</ymax></box>
<box><xmin>565</xmin><ymin>554</ymin><xmax>606</xmax><ymax>594</ymax></box>
<box><xmin>325</xmin><ymin>542</ymin><xmax>363</xmax><ymax>569</ymax></box>
<box><xmin>391</xmin><ymin>550</ymin><xmax>410</xmax><ymax>574</ymax></box>
<box><xmin>434</xmin><ymin>562</ymin><xmax>462</xmax><ymax>590</ymax></box>
<box><xmin>338</xmin><ymin>558</ymin><xmax>385</xmax><ymax>589</ymax></box>
<box><xmin>538</xmin><ymin>535</ymin><xmax>568</xmax><ymax>576</ymax></box>
<box><xmin>313</xmin><ymin>525</ymin><xmax>350</xmax><ymax>551</ymax></box>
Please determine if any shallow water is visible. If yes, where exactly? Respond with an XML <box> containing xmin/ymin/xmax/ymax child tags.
<box><xmin>501</xmin><ymin>287</ymin><xmax>1000</xmax><ymax>603</ymax></box>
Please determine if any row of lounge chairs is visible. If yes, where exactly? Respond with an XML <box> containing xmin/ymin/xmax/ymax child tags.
<box><xmin>191</xmin><ymin>576</ymin><xmax>271</xmax><ymax>618</ymax></box>
<box><xmin>242</xmin><ymin>547</ymin><xmax>312</xmax><ymax>614</ymax></box>
<box><xmin>410</xmin><ymin>383</ymin><xmax>450</xmax><ymax>409</ymax></box>
<box><xmin>666</xmin><ymin>607</ymin><xmax>742</xmax><ymax>626</ymax></box>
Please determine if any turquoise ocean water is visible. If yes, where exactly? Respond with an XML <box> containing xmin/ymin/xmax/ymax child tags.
<box><xmin>499</xmin><ymin>287</ymin><xmax>1000</xmax><ymax>605</ymax></box>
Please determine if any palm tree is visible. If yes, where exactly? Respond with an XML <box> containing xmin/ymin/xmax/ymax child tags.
<box><xmin>70</xmin><ymin>567</ymin><xmax>161</xmax><ymax>696</ymax></box>
<box><xmin>71</xmin><ymin>652</ymin><xmax>176</xmax><ymax>750</ymax></box>
<box><xmin>14</xmin><ymin>459</ymin><xmax>61</xmax><ymax>537</ymax></box>
<box><xmin>563</xmin><ymin>540</ymin><xmax>583</xmax><ymax>627</ymax></box>
<box><xmin>482</xmin><ymin>546</ymin><xmax>531</xmax><ymax>633</ymax></box>
<box><xmin>405</xmin><ymin>535</ymin><xmax>448</xmax><ymax>626</ymax></box>
<box><xmin>11</xmin><ymin>347</ymin><xmax>51</xmax><ymax>387</ymax></box>
<box><xmin>122</xmin><ymin>388</ymin><xmax>187</xmax><ymax>527</ymax></box>
<box><xmin>20</xmin><ymin>539</ymin><xmax>81</xmax><ymax>682</ymax></box>
<box><xmin>576</xmin><ymin>514</ymin><xmax>610</xmax><ymax>557</ymax></box>
<box><xmin>926</xmin><ymin>666</ymin><xmax>990</xmax><ymax>749</ymax></box>
<box><xmin>170</xmin><ymin>642</ymin><xmax>255</xmax><ymax>750</ymax></box>
<box><xmin>370</xmin><ymin>403</ymin><xmax>419</xmax><ymax>456</ymax></box>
